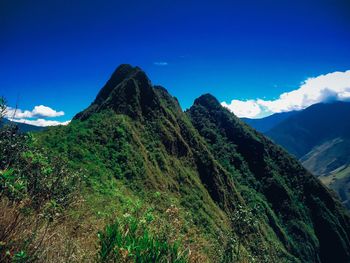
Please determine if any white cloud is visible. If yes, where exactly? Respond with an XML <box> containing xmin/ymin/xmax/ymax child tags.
<box><xmin>12</xmin><ymin>118</ymin><xmax>71</xmax><ymax>127</ymax></box>
<box><xmin>221</xmin><ymin>100</ymin><xmax>262</xmax><ymax>118</ymax></box>
<box><xmin>5</xmin><ymin>105</ymin><xmax>64</xmax><ymax>119</ymax></box>
<box><xmin>222</xmin><ymin>70</ymin><xmax>350</xmax><ymax>118</ymax></box>
<box><xmin>32</xmin><ymin>105</ymin><xmax>64</xmax><ymax>117</ymax></box>
<box><xmin>4</xmin><ymin>105</ymin><xmax>68</xmax><ymax>127</ymax></box>
<box><xmin>153</xmin><ymin>62</ymin><xmax>168</xmax><ymax>66</ymax></box>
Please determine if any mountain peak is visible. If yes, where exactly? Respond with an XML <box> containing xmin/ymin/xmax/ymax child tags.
<box><xmin>193</xmin><ymin>93</ymin><xmax>221</xmax><ymax>109</ymax></box>
<box><xmin>113</xmin><ymin>63</ymin><xmax>137</xmax><ymax>75</ymax></box>
<box><xmin>74</xmin><ymin>64</ymin><xmax>163</xmax><ymax>120</ymax></box>
<box><xmin>94</xmin><ymin>64</ymin><xmax>140</xmax><ymax>105</ymax></box>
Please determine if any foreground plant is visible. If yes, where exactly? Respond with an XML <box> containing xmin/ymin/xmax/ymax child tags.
<box><xmin>98</xmin><ymin>207</ymin><xmax>189</xmax><ymax>263</ymax></box>
<box><xmin>0</xmin><ymin>97</ymin><xmax>81</xmax><ymax>262</ymax></box>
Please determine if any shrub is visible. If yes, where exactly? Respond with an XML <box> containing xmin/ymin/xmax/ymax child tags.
<box><xmin>0</xmin><ymin>97</ymin><xmax>81</xmax><ymax>261</ymax></box>
<box><xmin>0</xmin><ymin>97</ymin><xmax>81</xmax><ymax>213</ymax></box>
<box><xmin>97</xmin><ymin>209</ymin><xmax>188</xmax><ymax>263</ymax></box>
<box><xmin>0</xmin><ymin>133</ymin><xmax>80</xmax><ymax>214</ymax></box>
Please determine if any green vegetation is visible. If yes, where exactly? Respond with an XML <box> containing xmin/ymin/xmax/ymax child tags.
<box><xmin>262</xmin><ymin>102</ymin><xmax>350</xmax><ymax>210</ymax></box>
<box><xmin>0</xmin><ymin>98</ymin><xmax>82</xmax><ymax>262</ymax></box>
<box><xmin>187</xmin><ymin>94</ymin><xmax>350</xmax><ymax>262</ymax></box>
<box><xmin>98</xmin><ymin>205</ymin><xmax>188</xmax><ymax>263</ymax></box>
<box><xmin>1</xmin><ymin>65</ymin><xmax>350</xmax><ymax>262</ymax></box>
<box><xmin>36</xmin><ymin>107</ymin><xmax>229</xmax><ymax>261</ymax></box>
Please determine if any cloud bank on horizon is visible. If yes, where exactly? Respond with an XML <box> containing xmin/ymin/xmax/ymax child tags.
<box><xmin>5</xmin><ymin>105</ymin><xmax>69</xmax><ymax>126</ymax></box>
<box><xmin>222</xmin><ymin>70</ymin><xmax>350</xmax><ymax>118</ymax></box>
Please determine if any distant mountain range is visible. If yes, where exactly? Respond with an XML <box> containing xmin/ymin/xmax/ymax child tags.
<box><xmin>242</xmin><ymin>101</ymin><xmax>350</xmax><ymax>208</ymax></box>
<box><xmin>241</xmin><ymin>110</ymin><xmax>298</xmax><ymax>133</ymax></box>
<box><xmin>1</xmin><ymin>118</ymin><xmax>45</xmax><ymax>132</ymax></box>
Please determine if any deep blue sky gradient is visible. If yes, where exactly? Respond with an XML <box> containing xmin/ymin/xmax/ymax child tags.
<box><xmin>1</xmin><ymin>0</ymin><xmax>350</xmax><ymax>121</ymax></box>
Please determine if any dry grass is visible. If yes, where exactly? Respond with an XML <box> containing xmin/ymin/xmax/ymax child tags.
<box><xmin>0</xmin><ymin>197</ymin><xmax>41</xmax><ymax>262</ymax></box>
<box><xmin>0</xmin><ymin>197</ymin><xmax>216</xmax><ymax>262</ymax></box>
<box><xmin>0</xmin><ymin>197</ymin><xmax>107</xmax><ymax>263</ymax></box>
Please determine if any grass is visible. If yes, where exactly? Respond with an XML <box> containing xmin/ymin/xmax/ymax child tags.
<box><xmin>98</xmin><ymin>210</ymin><xmax>188</xmax><ymax>262</ymax></box>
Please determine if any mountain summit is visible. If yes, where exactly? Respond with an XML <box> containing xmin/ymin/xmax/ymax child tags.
<box><xmin>74</xmin><ymin>64</ymin><xmax>162</xmax><ymax>120</ymax></box>
<box><xmin>39</xmin><ymin>65</ymin><xmax>350</xmax><ymax>262</ymax></box>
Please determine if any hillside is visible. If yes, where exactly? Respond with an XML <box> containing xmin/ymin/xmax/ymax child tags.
<box><xmin>254</xmin><ymin>102</ymin><xmax>350</xmax><ymax>209</ymax></box>
<box><xmin>1</xmin><ymin>118</ymin><xmax>45</xmax><ymax>133</ymax></box>
<box><xmin>241</xmin><ymin>111</ymin><xmax>297</xmax><ymax>133</ymax></box>
<box><xmin>266</xmin><ymin>102</ymin><xmax>350</xmax><ymax>158</ymax></box>
<box><xmin>2</xmin><ymin>65</ymin><xmax>350</xmax><ymax>262</ymax></box>
<box><xmin>187</xmin><ymin>95</ymin><xmax>350</xmax><ymax>262</ymax></box>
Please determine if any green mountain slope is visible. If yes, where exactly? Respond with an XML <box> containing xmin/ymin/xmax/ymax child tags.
<box><xmin>266</xmin><ymin>102</ymin><xmax>350</xmax><ymax>158</ymax></box>
<box><xmin>300</xmin><ymin>138</ymin><xmax>350</xmax><ymax>209</ymax></box>
<box><xmin>35</xmin><ymin>65</ymin><xmax>350</xmax><ymax>262</ymax></box>
<box><xmin>241</xmin><ymin>111</ymin><xmax>298</xmax><ymax>133</ymax></box>
<box><xmin>188</xmin><ymin>95</ymin><xmax>350</xmax><ymax>262</ymax></box>
<box><xmin>300</xmin><ymin>138</ymin><xmax>350</xmax><ymax>176</ymax></box>
<box><xmin>260</xmin><ymin>102</ymin><xmax>350</xmax><ymax>210</ymax></box>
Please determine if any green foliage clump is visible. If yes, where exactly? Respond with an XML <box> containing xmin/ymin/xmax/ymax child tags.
<box><xmin>0</xmin><ymin>98</ymin><xmax>81</xmax><ymax>262</ymax></box>
<box><xmin>0</xmin><ymin>131</ymin><xmax>80</xmax><ymax>214</ymax></box>
<box><xmin>98</xmin><ymin>208</ymin><xmax>188</xmax><ymax>263</ymax></box>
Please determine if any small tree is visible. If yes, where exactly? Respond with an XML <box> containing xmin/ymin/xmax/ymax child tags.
<box><xmin>0</xmin><ymin>96</ymin><xmax>6</xmax><ymax>122</ymax></box>
<box><xmin>0</xmin><ymin>97</ymin><xmax>27</xmax><ymax>177</ymax></box>
<box><xmin>0</xmin><ymin>97</ymin><xmax>81</xmax><ymax>262</ymax></box>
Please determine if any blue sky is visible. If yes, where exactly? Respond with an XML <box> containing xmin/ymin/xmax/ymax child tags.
<box><xmin>1</xmin><ymin>0</ymin><xmax>350</xmax><ymax>124</ymax></box>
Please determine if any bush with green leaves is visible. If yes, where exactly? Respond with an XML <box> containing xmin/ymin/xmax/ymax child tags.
<box><xmin>98</xmin><ymin>209</ymin><xmax>188</xmax><ymax>263</ymax></box>
<box><xmin>0</xmin><ymin>97</ymin><xmax>81</xmax><ymax>261</ymax></box>
<box><xmin>0</xmin><ymin>125</ymin><xmax>28</xmax><ymax>172</ymax></box>
<box><xmin>0</xmin><ymin>132</ymin><xmax>80</xmax><ymax>213</ymax></box>
<box><xmin>0</xmin><ymin>99</ymin><xmax>30</xmax><ymax>202</ymax></box>
<box><xmin>0</xmin><ymin>97</ymin><xmax>80</xmax><ymax>212</ymax></box>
